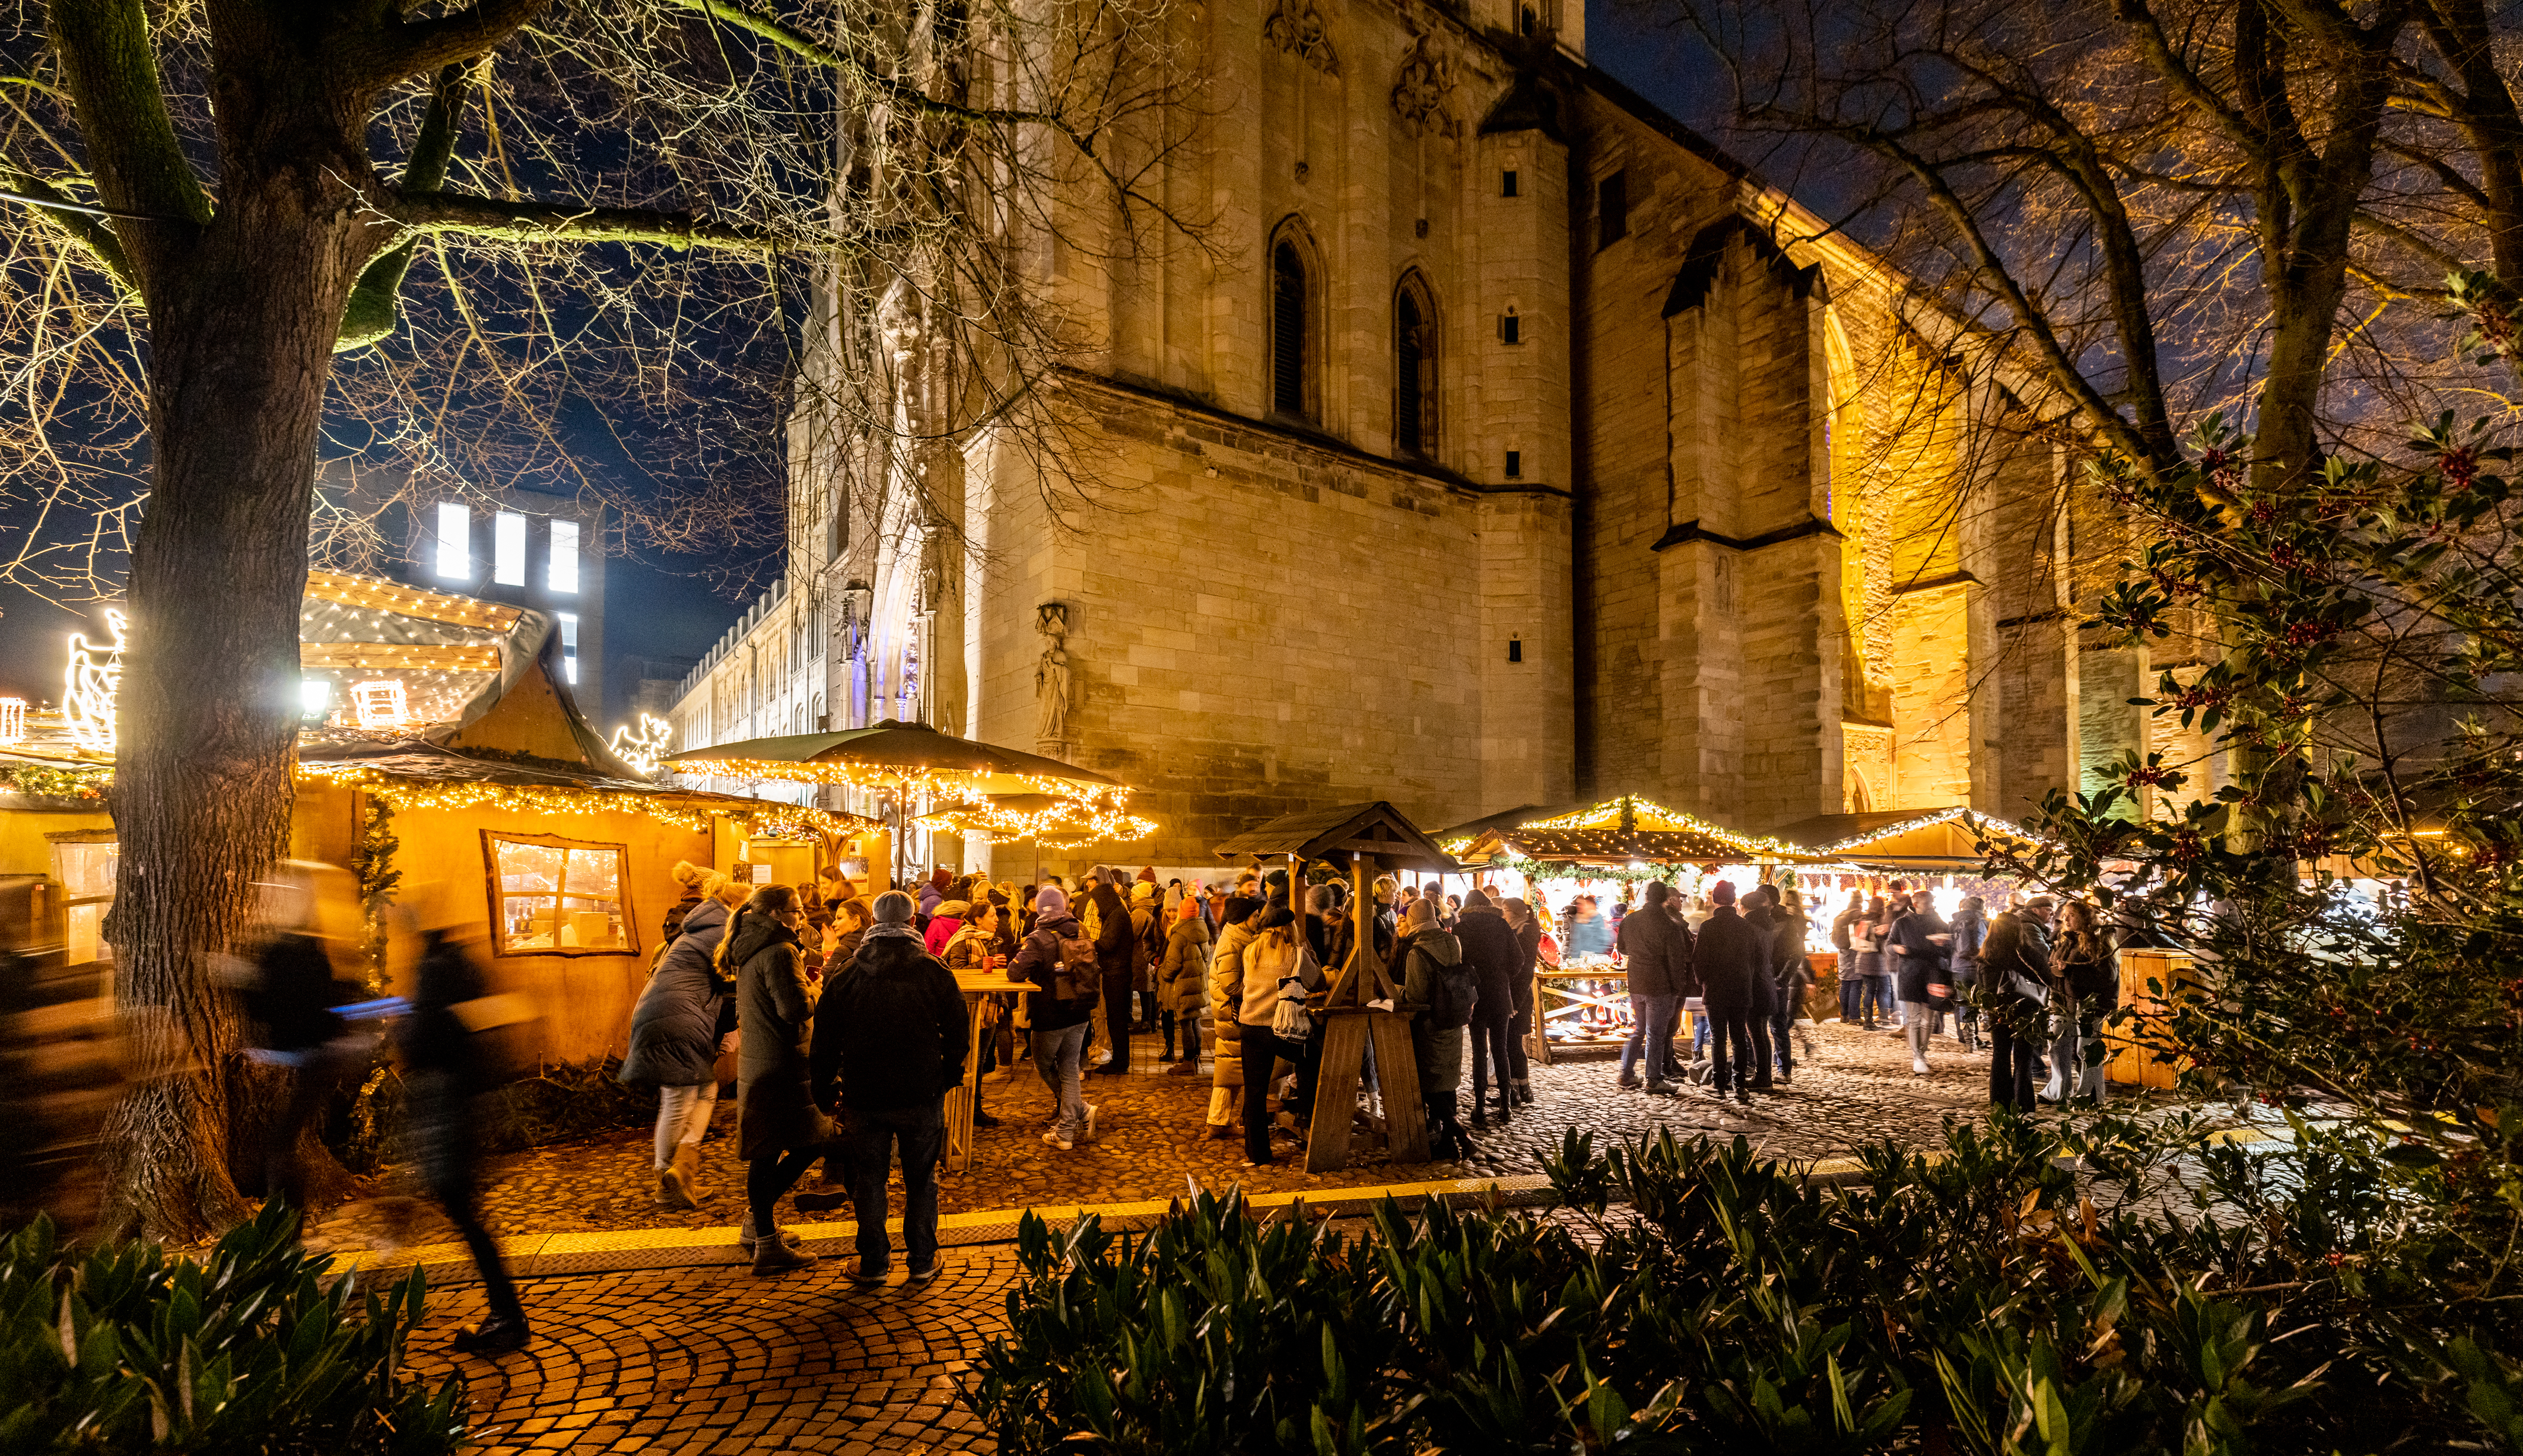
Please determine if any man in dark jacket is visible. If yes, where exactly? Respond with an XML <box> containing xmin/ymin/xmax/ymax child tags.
<box><xmin>401</xmin><ymin>920</ymin><xmax>532</xmax><ymax>1352</ymax></box>
<box><xmin>1012</xmin><ymin>886</ymin><xmax>1097</xmax><ymax>1149</ymax></box>
<box><xmin>1089</xmin><ymin>873</ymin><xmax>1136</xmax><ymax>1075</ymax></box>
<box><xmin>1616</xmin><ymin>882</ymin><xmax>1692</xmax><ymax>1093</ymax></box>
<box><xmin>1739</xmin><ymin>888</ymin><xmax>1785</xmax><ymax>1088</ymax></box>
<box><xmin>802</xmin><ymin>890</ymin><xmax>968</xmax><ymax>1285</ymax></box>
<box><xmin>1454</xmin><ymin>890</ymin><xmax>1523</xmax><ymax>1126</ymax></box>
<box><xmin>1691</xmin><ymin>882</ymin><xmax>1766</xmax><ymax>1103</ymax></box>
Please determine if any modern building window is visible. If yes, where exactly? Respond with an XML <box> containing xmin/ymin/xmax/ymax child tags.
<box><xmin>1597</xmin><ymin>170</ymin><xmax>1629</xmax><ymax>249</ymax></box>
<box><xmin>548</xmin><ymin>520</ymin><xmax>580</xmax><ymax>594</ymax></box>
<box><xmin>558</xmin><ymin>611</ymin><xmax>580</xmax><ymax>684</ymax></box>
<box><xmin>494</xmin><ymin>511</ymin><xmax>527</xmax><ymax>586</ymax></box>
<box><xmin>1501</xmin><ymin>308</ymin><xmax>1522</xmax><ymax>345</ymax></box>
<box><xmin>1505</xmin><ymin>450</ymin><xmax>1523</xmax><ymax>478</ymax></box>
<box><xmin>434</xmin><ymin>503</ymin><xmax>469</xmax><ymax>580</ymax></box>
<box><xmin>485</xmin><ymin>832</ymin><xmax>630</xmax><ymax>955</ymax></box>
<box><xmin>1272</xmin><ymin>236</ymin><xmax>1310</xmax><ymax>418</ymax></box>
<box><xmin>1395</xmin><ymin>272</ymin><xmax>1437</xmax><ymax>458</ymax></box>
<box><xmin>1502</xmin><ymin>169</ymin><xmax>1518</xmax><ymax>198</ymax></box>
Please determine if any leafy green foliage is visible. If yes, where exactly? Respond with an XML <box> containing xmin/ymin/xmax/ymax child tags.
<box><xmin>969</xmin><ymin>1116</ymin><xmax>2523</xmax><ymax>1453</ymax></box>
<box><xmin>0</xmin><ymin>1200</ymin><xmax>468</xmax><ymax>1453</ymax></box>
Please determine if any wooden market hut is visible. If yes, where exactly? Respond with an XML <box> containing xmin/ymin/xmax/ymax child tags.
<box><xmin>0</xmin><ymin>571</ymin><xmax>868</xmax><ymax>1067</ymax></box>
<box><xmin>1763</xmin><ymin>807</ymin><xmax>2042</xmax><ymax>872</ymax></box>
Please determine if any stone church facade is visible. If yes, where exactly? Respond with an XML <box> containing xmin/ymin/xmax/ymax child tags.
<box><xmin>672</xmin><ymin>0</ymin><xmax>2120</xmax><ymax>870</ymax></box>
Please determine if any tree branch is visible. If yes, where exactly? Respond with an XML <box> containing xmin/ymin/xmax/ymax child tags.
<box><xmin>0</xmin><ymin>167</ymin><xmax>139</xmax><ymax>293</ymax></box>
<box><xmin>667</xmin><ymin>0</ymin><xmax>1057</xmax><ymax>130</ymax></box>
<box><xmin>349</xmin><ymin>0</ymin><xmax>551</xmax><ymax>87</ymax></box>
<box><xmin>2111</xmin><ymin>0</ymin><xmax>2264</xmax><ymax>162</ymax></box>
<box><xmin>383</xmin><ymin>189</ymin><xmax>806</xmax><ymax>252</ymax></box>
<box><xmin>339</xmin><ymin>65</ymin><xmax>472</xmax><ymax>352</ymax></box>
<box><xmin>45</xmin><ymin>0</ymin><xmax>209</xmax><ymax>287</ymax></box>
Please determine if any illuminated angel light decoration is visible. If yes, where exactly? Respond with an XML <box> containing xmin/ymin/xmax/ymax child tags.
<box><xmin>0</xmin><ymin>698</ymin><xmax>24</xmax><ymax>745</ymax></box>
<box><xmin>63</xmin><ymin>609</ymin><xmax>128</xmax><ymax>753</ymax></box>
<box><xmin>608</xmin><ymin>714</ymin><xmax>673</xmax><ymax>777</ymax></box>
<box><xmin>349</xmin><ymin>679</ymin><xmax>411</xmax><ymax>730</ymax></box>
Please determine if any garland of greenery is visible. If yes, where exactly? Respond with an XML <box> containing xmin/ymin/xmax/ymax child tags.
<box><xmin>347</xmin><ymin>794</ymin><xmax>400</xmax><ymax>991</ymax></box>
<box><xmin>0</xmin><ymin>762</ymin><xmax>110</xmax><ymax>801</ymax></box>
<box><xmin>1491</xmin><ymin>856</ymin><xmax>1682</xmax><ymax>887</ymax></box>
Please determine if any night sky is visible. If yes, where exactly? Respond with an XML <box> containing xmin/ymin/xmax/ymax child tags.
<box><xmin>0</xmin><ymin>0</ymin><xmax>1725</xmax><ymax>729</ymax></box>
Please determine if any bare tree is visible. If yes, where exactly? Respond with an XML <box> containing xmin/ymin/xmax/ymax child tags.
<box><xmin>0</xmin><ymin>0</ymin><xmax>1199</xmax><ymax>1237</ymax></box>
<box><xmin>1660</xmin><ymin>0</ymin><xmax>2523</xmax><ymax>490</ymax></box>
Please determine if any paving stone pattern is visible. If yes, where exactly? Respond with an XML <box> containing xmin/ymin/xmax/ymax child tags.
<box><xmin>325</xmin><ymin>1020</ymin><xmax>2001</xmax><ymax>1252</ymax></box>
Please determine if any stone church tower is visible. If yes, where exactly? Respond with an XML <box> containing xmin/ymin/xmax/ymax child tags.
<box><xmin>706</xmin><ymin>0</ymin><xmax>2096</xmax><ymax>870</ymax></box>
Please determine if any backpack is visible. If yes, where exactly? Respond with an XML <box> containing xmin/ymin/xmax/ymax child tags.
<box><xmin>1050</xmin><ymin>927</ymin><xmax>1101</xmax><ymax>1007</ymax></box>
<box><xmin>1414</xmin><ymin>944</ymin><xmax>1477</xmax><ymax>1031</ymax></box>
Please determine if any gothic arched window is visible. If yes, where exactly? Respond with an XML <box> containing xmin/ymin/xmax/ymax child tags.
<box><xmin>1273</xmin><ymin>242</ymin><xmax>1308</xmax><ymax>416</ymax></box>
<box><xmin>1394</xmin><ymin>271</ymin><xmax>1437</xmax><ymax>458</ymax></box>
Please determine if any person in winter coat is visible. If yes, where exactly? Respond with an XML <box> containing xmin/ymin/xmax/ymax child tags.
<box><xmin>1886</xmin><ymin>893</ymin><xmax>1954</xmax><ymax>1076</ymax></box>
<box><xmin>620</xmin><ymin>896</ymin><xmax>735</xmax><ymax>1209</ymax></box>
<box><xmin>922</xmin><ymin>899</ymin><xmax>970</xmax><ymax>959</ymax></box>
<box><xmin>2042</xmin><ymin>899</ymin><xmax>2115</xmax><ymax>1105</ymax></box>
<box><xmin>1692</xmin><ymin>882</ymin><xmax>1768</xmax><ymax>1103</ymax></box>
<box><xmin>1829</xmin><ymin>889</ymin><xmax>1866</xmax><ymax>1023</ymax></box>
<box><xmin>1235</xmin><ymin>898</ymin><xmax>1315</xmax><ymax>1166</ymax></box>
<box><xmin>399</xmin><ymin>910</ymin><xmax>532</xmax><ymax>1352</ymax></box>
<box><xmin>1979</xmin><ymin>897</ymin><xmax>2055</xmax><ymax>1110</ymax></box>
<box><xmin>1205</xmin><ymin>895</ymin><xmax>1264</xmax><ymax>1140</ymax></box>
<box><xmin>1012</xmin><ymin>886</ymin><xmax>1098</xmax><ymax>1150</ymax></box>
<box><xmin>237</xmin><ymin>873</ymin><xmax>366</xmax><ymax>1213</ymax></box>
<box><xmin>1851</xmin><ymin>896</ymin><xmax>1892</xmax><ymax>1029</ymax></box>
<box><xmin>797</xmin><ymin>890</ymin><xmax>967</xmax><ymax>1285</ymax></box>
<box><xmin>1088</xmin><ymin>876</ymin><xmax>1136</xmax><ymax>1075</ymax></box>
<box><xmin>1159</xmin><ymin>897</ymin><xmax>1211</xmax><ymax>1073</ymax></box>
<box><xmin>1949</xmin><ymin>895</ymin><xmax>1990</xmax><ymax>1051</ymax></box>
<box><xmin>939</xmin><ymin>902</ymin><xmax>1009</xmax><ymax>1128</ymax></box>
<box><xmin>917</xmin><ymin>867</ymin><xmax>951</xmax><ymax>920</ymax></box>
<box><xmin>1454</xmin><ymin>889</ymin><xmax>1523</xmax><ymax>1127</ymax></box>
<box><xmin>1392</xmin><ymin>898</ymin><xmax>1469</xmax><ymax>1156</ymax></box>
<box><xmin>1501</xmin><ymin>897</ymin><xmax>1542</xmax><ymax>1105</ymax></box>
<box><xmin>1130</xmin><ymin>880</ymin><xmax>1164</xmax><ymax>1035</ymax></box>
<box><xmin>1616</xmin><ymin>882</ymin><xmax>1693</xmax><ymax>1093</ymax></box>
<box><xmin>726</xmin><ymin>885</ymin><xmax>828</xmax><ymax>1275</ymax></box>
<box><xmin>1739</xmin><ymin>887</ymin><xmax>1787</xmax><ymax>1083</ymax></box>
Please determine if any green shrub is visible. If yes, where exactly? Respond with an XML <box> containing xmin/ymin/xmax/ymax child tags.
<box><xmin>967</xmin><ymin>1116</ymin><xmax>2523</xmax><ymax>1454</ymax></box>
<box><xmin>0</xmin><ymin>1200</ymin><xmax>468</xmax><ymax>1454</ymax></box>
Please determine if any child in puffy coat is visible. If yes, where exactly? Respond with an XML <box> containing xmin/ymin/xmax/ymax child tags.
<box><xmin>1159</xmin><ymin>897</ymin><xmax>1211</xmax><ymax>1073</ymax></box>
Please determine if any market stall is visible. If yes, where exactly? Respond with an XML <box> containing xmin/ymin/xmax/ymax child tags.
<box><xmin>1440</xmin><ymin>796</ymin><xmax>1810</xmax><ymax>1064</ymax></box>
<box><xmin>1767</xmin><ymin>808</ymin><xmax>2048</xmax><ymax>1016</ymax></box>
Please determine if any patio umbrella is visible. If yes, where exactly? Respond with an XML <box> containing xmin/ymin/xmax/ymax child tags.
<box><xmin>660</xmin><ymin>719</ymin><xmax>1130</xmax><ymax>887</ymax></box>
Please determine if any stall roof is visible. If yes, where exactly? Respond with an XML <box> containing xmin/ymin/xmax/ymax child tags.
<box><xmin>1212</xmin><ymin>802</ymin><xmax>1461</xmax><ymax>872</ymax></box>
<box><xmin>1765</xmin><ymin>807</ymin><xmax>2042</xmax><ymax>868</ymax></box>
<box><xmin>1441</xmin><ymin>794</ymin><xmax>1812</xmax><ymax>866</ymax></box>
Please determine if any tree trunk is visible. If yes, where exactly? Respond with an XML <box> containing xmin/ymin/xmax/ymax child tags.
<box><xmin>94</xmin><ymin>104</ymin><xmax>377</xmax><ymax>1239</ymax></box>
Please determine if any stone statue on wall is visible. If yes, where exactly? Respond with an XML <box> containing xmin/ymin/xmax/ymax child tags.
<box><xmin>1034</xmin><ymin>602</ymin><xmax>1072</xmax><ymax>747</ymax></box>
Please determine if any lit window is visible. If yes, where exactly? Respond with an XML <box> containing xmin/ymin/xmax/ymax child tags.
<box><xmin>494</xmin><ymin>511</ymin><xmax>526</xmax><ymax>586</ymax></box>
<box><xmin>548</xmin><ymin>520</ymin><xmax>580</xmax><ymax>593</ymax></box>
<box><xmin>558</xmin><ymin>612</ymin><xmax>580</xmax><ymax>684</ymax></box>
<box><xmin>485</xmin><ymin>833</ymin><xmax>631</xmax><ymax>955</ymax></box>
<box><xmin>434</xmin><ymin>503</ymin><xmax>469</xmax><ymax>580</ymax></box>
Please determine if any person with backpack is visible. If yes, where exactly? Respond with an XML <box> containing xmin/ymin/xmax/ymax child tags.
<box><xmin>1011</xmin><ymin>885</ymin><xmax>1100</xmax><ymax>1150</ymax></box>
<box><xmin>619</xmin><ymin>889</ymin><xmax>735</xmax><ymax>1209</ymax></box>
<box><xmin>1615</xmin><ymin>881</ymin><xmax>1692</xmax><ymax>1094</ymax></box>
<box><xmin>1393</xmin><ymin>897</ymin><xmax>1470</xmax><ymax>1157</ymax></box>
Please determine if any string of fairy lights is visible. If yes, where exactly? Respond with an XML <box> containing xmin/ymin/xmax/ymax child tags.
<box><xmin>911</xmin><ymin>797</ymin><xmax>1159</xmax><ymax>848</ymax></box>
<box><xmin>294</xmin><ymin>761</ymin><xmax>872</xmax><ymax>840</ymax></box>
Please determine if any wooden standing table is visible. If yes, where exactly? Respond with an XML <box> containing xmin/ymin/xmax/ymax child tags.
<box><xmin>946</xmin><ymin>969</ymin><xmax>1028</xmax><ymax>1172</ymax></box>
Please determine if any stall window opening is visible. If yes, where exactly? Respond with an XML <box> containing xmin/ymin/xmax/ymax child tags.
<box><xmin>485</xmin><ymin>833</ymin><xmax>631</xmax><ymax>955</ymax></box>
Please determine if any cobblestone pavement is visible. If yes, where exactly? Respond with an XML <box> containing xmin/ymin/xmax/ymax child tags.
<box><xmin>319</xmin><ymin>1019</ymin><xmax>2011</xmax><ymax>1254</ymax></box>
<box><xmin>408</xmin><ymin>1244</ymin><xmax>1019</xmax><ymax>1454</ymax></box>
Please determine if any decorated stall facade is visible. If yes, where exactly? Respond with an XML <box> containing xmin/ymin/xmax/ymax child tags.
<box><xmin>1441</xmin><ymin>796</ymin><xmax>1808</xmax><ymax>1062</ymax></box>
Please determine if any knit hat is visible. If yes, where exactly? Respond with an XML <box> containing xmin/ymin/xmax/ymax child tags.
<box><xmin>872</xmin><ymin>890</ymin><xmax>916</xmax><ymax>924</ymax></box>
<box><xmin>1132</xmin><ymin>880</ymin><xmax>1157</xmax><ymax>903</ymax></box>
<box><xmin>1137</xmin><ymin>866</ymin><xmax>1158</xmax><ymax>883</ymax></box>
<box><xmin>1403</xmin><ymin>898</ymin><xmax>1438</xmax><ymax>930</ymax></box>
<box><xmin>1035</xmin><ymin>885</ymin><xmax>1069</xmax><ymax>915</ymax></box>
<box><xmin>1177</xmin><ymin>896</ymin><xmax>1202</xmax><ymax>923</ymax></box>
<box><xmin>1709</xmin><ymin>880</ymin><xmax>1737</xmax><ymax>905</ymax></box>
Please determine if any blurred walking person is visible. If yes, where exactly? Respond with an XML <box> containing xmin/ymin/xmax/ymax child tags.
<box><xmin>726</xmin><ymin>885</ymin><xmax>827</xmax><ymax>1274</ymax></box>
<box><xmin>236</xmin><ymin>866</ymin><xmax>366</xmax><ymax>1213</ymax></box>
<box><xmin>803</xmin><ymin>890</ymin><xmax>966</xmax><ymax>1285</ymax></box>
<box><xmin>1886</xmin><ymin>891</ymin><xmax>1953</xmax><ymax>1076</ymax></box>
<box><xmin>1979</xmin><ymin>897</ymin><xmax>2055</xmax><ymax>1111</ymax></box>
<box><xmin>399</xmin><ymin>896</ymin><xmax>535</xmax><ymax>1353</ymax></box>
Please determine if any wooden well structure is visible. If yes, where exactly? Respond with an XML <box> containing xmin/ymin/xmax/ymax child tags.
<box><xmin>1213</xmin><ymin>802</ymin><xmax>1460</xmax><ymax>1172</ymax></box>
